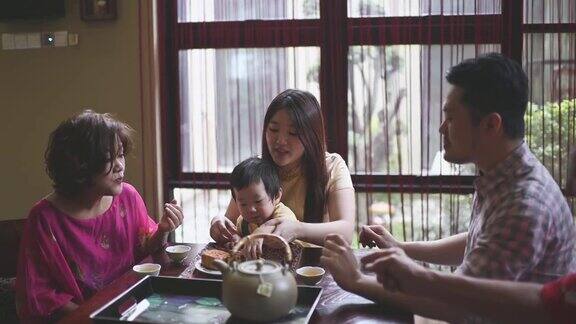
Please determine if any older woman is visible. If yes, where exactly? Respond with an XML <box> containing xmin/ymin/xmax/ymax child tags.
<box><xmin>16</xmin><ymin>111</ymin><xmax>183</xmax><ymax>322</ymax></box>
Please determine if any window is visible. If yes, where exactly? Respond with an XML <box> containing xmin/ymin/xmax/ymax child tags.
<box><xmin>161</xmin><ymin>0</ymin><xmax>576</xmax><ymax>243</ymax></box>
<box><xmin>348</xmin><ymin>44</ymin><xmax>499</xmax><ymax>176</ymax></box>
<box><xmin>178</xmin><ymin>47</ymin><xmax>320</xmax><ymax>173</ymax></box>
<box><xmin>177</xmin><ymin>0</ymin><xmax>320</xmax><ymax>22</ymax></box>
<box><xmin>348</xmin><ymin>0</ymin><xmax>500</xmax><ymax>17</ymax></box>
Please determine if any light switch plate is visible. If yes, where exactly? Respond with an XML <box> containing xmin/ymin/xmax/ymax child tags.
<box><xmin>14</xmin><ymin>34</ymin><xmax>27</xmax><ymax>49</ymax></box>
<box><xmin>27</xmin><ymin>33</ymin><xmax>41</xmax><ymax>49</ymax></box>
<box><xmin>54</xmin><ymin>31</ymin><xmax>68</xmax><ymax>47</ymax></box>
<box><xmin>2</xmin><ymin>33</ymin><xmax>15</xmax><ymax>50</ymax></box>
<box><xmin>2</xmin><ymin>31</ymin><xmax>72</xmax><ymax>50</ymax></box>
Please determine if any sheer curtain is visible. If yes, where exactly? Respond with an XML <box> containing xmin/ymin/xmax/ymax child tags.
<box><xmin>173</xmin><ymin>0</ymin><xmax>321</xmax><ymax>242</ymax></box>
<box><xmin>524</xmin><ymin>0</ymin><xmax>576</xmax><ymax>191</ymax></box>
<box><xmin>164</xmin><ymin>0</ymin><xmax>576</xmax><ymax>244</ymax></box>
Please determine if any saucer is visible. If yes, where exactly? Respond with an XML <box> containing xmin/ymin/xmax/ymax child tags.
<box><xmin>194</xmin><ymin>259</ymin><xmax>222</xmax><ymax>276</ymax></box>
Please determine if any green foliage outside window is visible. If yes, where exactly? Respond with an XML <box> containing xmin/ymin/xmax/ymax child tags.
<box><xmin>525</xmin><ymin>98</ymin><xmax>576</xmax><ymax>189</ymax></box>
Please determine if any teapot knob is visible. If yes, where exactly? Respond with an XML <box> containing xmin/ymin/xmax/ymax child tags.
<box><xmin>256</xmin><ymin>259</ymin><xmax>264</xmax><ymax>271</ymax></box>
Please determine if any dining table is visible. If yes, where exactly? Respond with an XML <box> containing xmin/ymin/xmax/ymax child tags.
<box><xmin>57</xmin><ymin>243</ymin><xmax>414</xmax><ymax>324</ymax></box>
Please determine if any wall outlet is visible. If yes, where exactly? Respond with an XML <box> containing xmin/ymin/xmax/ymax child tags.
<box><xmin>68</xmin><ymin>33</ymin><xmax>79</xmax><ymax>46</ymax></box>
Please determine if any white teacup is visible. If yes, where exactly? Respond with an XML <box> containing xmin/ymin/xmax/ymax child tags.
<box><xmin>133</xmin><ymin>263</ymin><xmax>161</xmax><ymax>277</ymax></box>
<box><xmin>165</xmin><ymin>245</ymin><xmax>191</xmax><ymax>263</ymax></box>
<box><xmin>296</xmin><ymin>266</ymin><xmax>325</xmax><ymax>285</ymax></box>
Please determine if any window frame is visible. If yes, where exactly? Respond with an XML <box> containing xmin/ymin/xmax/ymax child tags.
<box><xmin>158</xmin><ymin>0</ymin><xmax>575</xmax><ymax>202</ymax></box>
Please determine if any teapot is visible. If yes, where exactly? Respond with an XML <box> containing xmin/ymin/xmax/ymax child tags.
<box><xmin>213</xmin><ymin>233</ymin><xmax>297</xmax><ymax>322</ymax></box>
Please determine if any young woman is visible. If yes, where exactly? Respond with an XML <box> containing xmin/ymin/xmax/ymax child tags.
<box><xmin>16</xmin><ymin>110</ymin><xmax>184</xmax><ymax>322</ymax></box>
<box><xmin>210</xmin><ymin>89</ymin><xmax>355</xmax><ymax>246</ymax></box>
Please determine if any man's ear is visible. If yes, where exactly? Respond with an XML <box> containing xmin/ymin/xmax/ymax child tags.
<box><xmin>274</xmin><ymin>187</ymin><xmax>283</xmax><ymax>204</ymax></box>
<box><xmin>482</xmin><ymin>112</ymin><xmax>503</xmax><ymax>137</ymax></box>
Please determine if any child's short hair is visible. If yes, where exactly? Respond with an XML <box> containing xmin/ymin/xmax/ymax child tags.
<box><xmin>230</xmin><ymin>157</ymin><xmax>281</xmax><ymax>200</ymax></box>
<box><xmin>45</xmin><ymin>110</ymin><xmax>133</xmax><ymax>197</ymax></box>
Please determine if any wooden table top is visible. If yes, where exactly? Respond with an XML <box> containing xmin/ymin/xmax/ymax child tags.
<box><xmin>58</xmin><ymin>243</ymin><xmax>413</xmax><ymax>324</ymax></box>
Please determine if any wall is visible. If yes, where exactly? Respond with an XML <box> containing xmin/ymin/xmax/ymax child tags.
<box><xmin>0</xmin><ymin>0</ymin><xmax>149</xmax><ymax>220</ymax></box>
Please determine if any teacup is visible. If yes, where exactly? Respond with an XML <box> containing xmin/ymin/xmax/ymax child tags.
<box><xmin>133</xmin><ymin>263</ymin><xmax>161</xmax><ymax>277</ymax></box>
<box><xmin>296</xmin><ymin>266</ymin><xmax>325</xmax><ymax>285</ymax></box>
<box><xmin>165</xmin><ymin>245</ymin><xmax>191</xmax><ymax>263</ymax></box>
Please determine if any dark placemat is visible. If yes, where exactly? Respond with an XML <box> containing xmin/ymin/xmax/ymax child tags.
<box><xmin>91</xmin><ymin>276</ymin><xmax>323</xmax><ymax>324</ymax></box>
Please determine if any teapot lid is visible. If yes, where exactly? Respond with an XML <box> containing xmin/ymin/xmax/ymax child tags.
<box><xmin>237</xmin><ymin>259</ymin><xmax>281</xmax><ymax>275</ymax></box>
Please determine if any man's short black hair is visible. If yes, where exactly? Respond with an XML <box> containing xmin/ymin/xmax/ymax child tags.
<box><xmin>446</xmin><ymin>52</ymin><xmax>528</xmax><ymax>139</ymax></box>
<box><xmin>230</xmin><ymin>157</ymin><xmax>281</xmax><ymax>200</ymax></box>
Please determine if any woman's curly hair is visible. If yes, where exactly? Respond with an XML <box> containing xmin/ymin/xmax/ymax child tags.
<box><xmin>44</xmin><ymin>110</ymin><xmax>133</xmax><ymax>197</ymax></box>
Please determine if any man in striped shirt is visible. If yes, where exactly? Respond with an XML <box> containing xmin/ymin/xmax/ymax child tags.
<box><xmin>321</xmin><ymin>53</ymin><xmax>575</xmax><ymax>322</ymax></box>
<box><xmin>361</xmin><ymin>53</ymin><xmax>575</xmax><ymax>283</ymax></box>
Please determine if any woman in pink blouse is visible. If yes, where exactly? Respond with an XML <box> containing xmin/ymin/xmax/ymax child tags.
<box><xmin>16</xmin><ymin>110</ymin><xmax>184</xmax><ymax>323</ymax></box>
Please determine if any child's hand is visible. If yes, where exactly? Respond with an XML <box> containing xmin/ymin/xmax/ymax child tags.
<box><xmin>243</xmin><ymin>237</ymin><xmax>264</xmax><ymax>260</ymax></box>
<box><xmin>158</xmin><ymin>199</ymin><xmax>184</xmax><ymax>233</ymax></box>
<box><xmin>210</xmin><ymin>216</ymin><xmax>239</xmax><ymax>244</ymax></box>
<box><xmin>223</xmin><ymin>234</ymin><xmax>241</xmax><ymax>250</ymax></box>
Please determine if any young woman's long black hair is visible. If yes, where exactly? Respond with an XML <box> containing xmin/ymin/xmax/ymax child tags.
<box><xmin>261</xmin><ymin>89</ymin><xmax>328</xmax><ymax>223</ymax></box>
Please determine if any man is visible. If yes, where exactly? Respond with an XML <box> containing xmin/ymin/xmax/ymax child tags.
<box><xmin>360</xmin><ymin>53</ymin><xmax>575</xmax><ymax>283</ymax></box>
<box><xmin>353</xmin><ymin>149</ymin><xmax>576</xmax><ymax>323</ymax></box>
<box><xmin>321</xmin><ymin>53</ymin><xmax>576</xmax><ymax>321</ymax></box>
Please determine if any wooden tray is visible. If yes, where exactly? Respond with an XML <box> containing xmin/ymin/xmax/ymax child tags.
<box><xmin>90</xmin><ymin>276</ymin><xmax>322</xmax><ymax>323</ymax></box>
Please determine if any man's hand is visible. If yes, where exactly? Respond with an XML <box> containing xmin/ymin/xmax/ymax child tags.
<box><xmin>158</xmin><ymin>200</ymin><xmax>184</xmax><ymax>233</ymax></box>
<box><xmin>359</xmin><ymin>225</ymin><xmax>401</xmax><ymax>249</ymax></box>
<box><xmin>320</xmin><ymin>234</ymin><xmax>362</xmax><ymax>291</ymax></box>
<box><xmin>361</xmin><ymin>247</ymin><xmax>433</xmax><ymax>296</ymax></box>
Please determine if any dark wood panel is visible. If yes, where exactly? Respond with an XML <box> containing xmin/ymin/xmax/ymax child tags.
<box><xmin>0</xmin><ymin>218</ymin><xmax>26</xmax><ymax>277</ymax></box>
<box><xmin>166</xmin><ymin>174</ymin><xmax>477</xmax><ymax>194</ymax></box>
<box><xmin>178</xmin><ymin>20</ymin><xmax>321</xmax><ymax>49</ymax></box>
